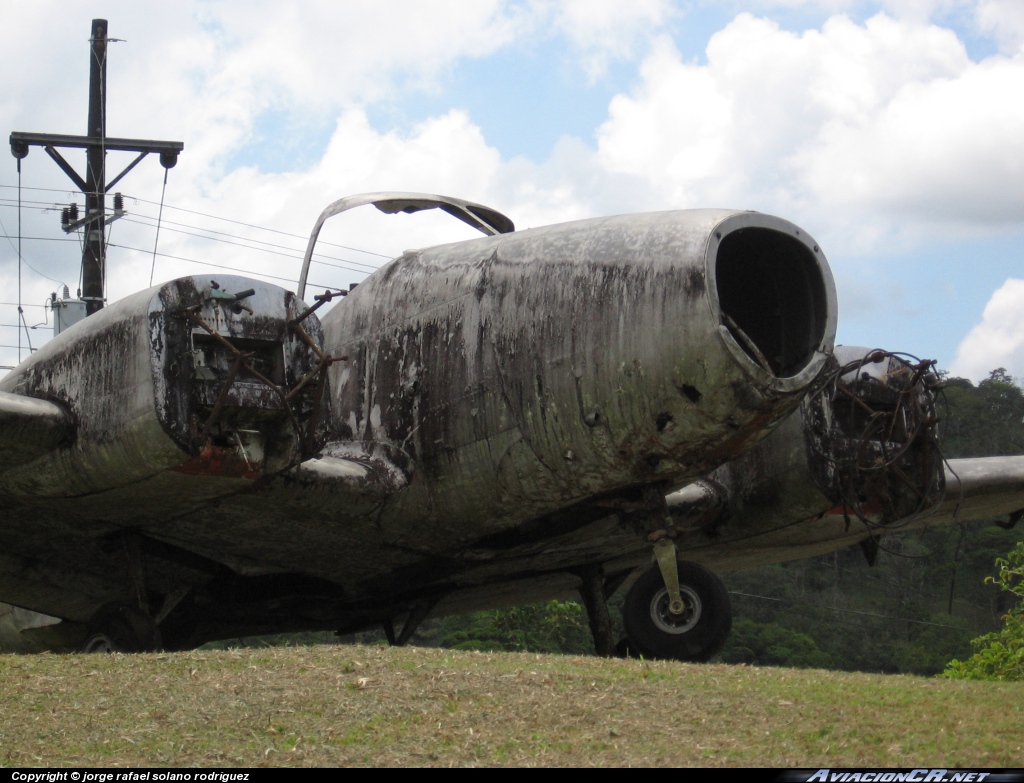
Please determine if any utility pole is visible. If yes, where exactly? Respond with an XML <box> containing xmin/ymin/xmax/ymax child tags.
<box><xmin>9</xmin><ymin>19</ymin><xmax>183</xmax><ymax>316</ymax></box>
<box><xmin>83</xmin><ymin>17</ymin><xmax>109</xmax><ymax>316</ymax></box>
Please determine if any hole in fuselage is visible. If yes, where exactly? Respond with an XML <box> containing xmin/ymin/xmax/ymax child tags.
<box><xmin>679</xmin><ymin>384</ymin><xmax>702</xmax><ymax>403</ymax></box>
<box><xmin>715</xmin><ymin>228</ymin><xmax>828</xmax><ymax>378</ymax></box>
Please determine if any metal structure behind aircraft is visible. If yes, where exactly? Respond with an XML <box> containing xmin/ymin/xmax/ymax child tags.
<box><xmin>1</xmin><ymin>194</ymin><xmax>1021</xmax><ymax>660</ymax></box>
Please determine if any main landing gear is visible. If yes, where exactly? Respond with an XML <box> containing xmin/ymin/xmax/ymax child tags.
<box><xmin>80</xmin><ymin>603</ymin><xmax>161</xmax><ymax>654</ymax></box>
<box><xmin>576</xmin><ymin>550</ymin><xmax>733</xmax><ymax>662</ymax></box>
<box><xmin>621</xmin><ymin>555</ymin><xmax>732</xmax><ymax>662</ymax></box>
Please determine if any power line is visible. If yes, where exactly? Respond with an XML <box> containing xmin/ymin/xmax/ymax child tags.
<box><xmin>0</xmin><ymin>198</ymin><xmax>73</xmax><ymax>209</ymax></box>
<box><xmin>1</xmin><ymin>202</ymin><xmax>385</xmax><ymax>272</ymax></box>
<box><xmin>2</xmin><ymin>187</ymin><xmax>396</xmax><ymax>266</ymax></box>
<box><xmin>2</xmin><ymin>182</ymin><xmax>402</xmax><ymax>295</ymax></box>
<box><xmin>0</xmin><ymin>184</ymin><xmax>84</xmax><ymax>196</ymax></box>
<box><xmin>108</xmin><ymin>242</ymin><xmax>335</xmax><ymax>290</ymax></box>
<box><xmin>124</xmin><ymin>213</ymin><xmax>384</xmax><ymax>272</ymax></box>
<box><xmin>0</xmin><ymin>227</ymin><xmax>75</xmax><ymax>286</ymax></box>
<box><xmin>123</xmin><ymin>194</ymin><xmax>392</xmax><ymax>258</ymax></box>
<box><xmin>147</xmin><ymin>168</ymin><xmax>168</xmax><ymax>286</ymax></box>
<box><xmin>0</xmin><ymin>233</ymin><xmax>79</xmax><ymax>243</ymax></box>
<box><xmin>119</xmin><ymin>217</ymin><xmax>379</xmax><ymax>276</ymax></box>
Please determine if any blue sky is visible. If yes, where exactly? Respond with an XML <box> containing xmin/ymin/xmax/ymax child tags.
<box><xmin>2</xmin><ymin>0</ymin><xmax>1023</xmax><ymax>380</ymax></box>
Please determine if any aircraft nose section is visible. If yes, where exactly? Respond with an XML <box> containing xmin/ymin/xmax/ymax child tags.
<box><xmin>706</xmin><ymin>212</ymin><xmax>836</xmax><ymax>391</ymax></box>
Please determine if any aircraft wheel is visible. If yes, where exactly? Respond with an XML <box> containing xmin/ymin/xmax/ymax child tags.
<box><xmin>622</xmin><ymin>560</ymin><xmax>731</xmax><ymax>662</ymax></box>
<box><xmin>80</xmin><ymin>604</ymin><xmax>161</xmax><ymax>653</ymax></box>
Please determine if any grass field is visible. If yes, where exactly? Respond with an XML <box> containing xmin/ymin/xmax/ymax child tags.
<box><xmin>1</xmin><ymin>644</ymin><xmax>1021</xmax><ymax>767</ymax></box>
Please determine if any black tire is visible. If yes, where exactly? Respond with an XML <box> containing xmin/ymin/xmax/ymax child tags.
<box><xmin>80</xmin><ymin>604</ymin><xmax>161</xmax><ymax>653</ymax></box>
<box><xmin>622</xmin><ymin>560</ymin><xmax>732</xmax><ymax>662</ymax></box>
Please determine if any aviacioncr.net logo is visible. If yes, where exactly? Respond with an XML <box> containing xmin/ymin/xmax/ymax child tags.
<box><xmin>806</xmin><ymin>771</ymin><xmax>992</xmax><ymax>783</ymax></box>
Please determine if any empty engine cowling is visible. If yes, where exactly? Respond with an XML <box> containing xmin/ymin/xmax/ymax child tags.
<box><xmin>0</xmin><ymin>276</ymin><xmax>329</xmax><ymax>497</ymax></box>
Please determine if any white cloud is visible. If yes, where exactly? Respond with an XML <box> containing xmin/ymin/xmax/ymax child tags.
<box><xmin>6</xmin><ymin>2</ymin><xmax>1024</xmax><ymax>373</ymax></box>
<box><xmin>594</xmin><ymin>10</ymin><xmax>1024</xmax><ymax>253</ymax></box>
<box><xmin>797</xmin><ymin>44</ymin><xmax>1024</xmax><ymax>227</ymax></box>
<box><xmin>951</xmin><ymin>278</ymin><xmax>1024</xmax><ymax>380</ymax></box>
<box><xmin>191</xmin><ymin>0</ymin><xmax>523</xmax><ymax>108</ymax></box>
<box><xmin>974</xmin><ymin>0</ymin><xmax>1024</xmax><ymax>53</ymax></box>
<box><xmin>552</xmin><ymin>0</ymin><xmax>677</xmax><ymax>79</ymax></box>
<box><xmin>112</xmin><ymin>108</ymin><xmax>511</xmax><ymax>298</ymax></box>
<box><xmin>3</xmin><ymin>1</ymin><xmax>532</xmax><ymax>190</ymax></box>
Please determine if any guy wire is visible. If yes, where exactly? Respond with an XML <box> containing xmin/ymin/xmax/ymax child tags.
<box><xmin>149</xmin><ymin>167</ymin><xmax>169</xmax><ymax>287</ymax></box>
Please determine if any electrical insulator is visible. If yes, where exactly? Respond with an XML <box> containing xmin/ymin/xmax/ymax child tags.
<box><xmin>69</xmin><ymin>203</ymin><xmax>79</xmax><ymax>222</ymax></box>
<box><xmin>113</xmin><ymin>192</ymin><xmax>124</xmax><ymax>212</ymax></box>
<box><xmin>61</xmin><ymin>208</ymin><xmax>70</xmax><ymax>228</ymax></box>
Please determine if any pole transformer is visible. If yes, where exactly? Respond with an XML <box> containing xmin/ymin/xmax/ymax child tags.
<box><xmin>9</xmin><ymin>19</ymin><xmax>184</xmax><ymax>316</ymax></box>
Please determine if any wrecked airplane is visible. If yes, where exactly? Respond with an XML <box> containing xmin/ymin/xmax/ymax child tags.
<box><xmin>1</xmin><ymin>193</ymin><xmax>1022</xmax><ymax>660</ymax></box>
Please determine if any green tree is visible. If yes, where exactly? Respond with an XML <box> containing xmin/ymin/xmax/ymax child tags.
<box><xmin>437</xmin><ymin>600</ymin><xmax>593</xmax><ymax>654</ymax></box>
<box><xmin>944</xmin><ymin>540</ymin><xmax>1024</xmax><ymax>681</ymax></box>
<box><xmin>939</xmin><ymin>369</ymin><xmax>1024</xmax><ymax>458</ymax></box>
<box><xmin>720</xmin><ymin>619</ymin><xmax>832</xmax><ymax>668</ymax></box>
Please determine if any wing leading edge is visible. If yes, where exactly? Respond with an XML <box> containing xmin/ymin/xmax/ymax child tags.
<box><xmin>937</xmin><ymin>456</ymin><xmax>1024</xmax><ymax>525</ymax></box>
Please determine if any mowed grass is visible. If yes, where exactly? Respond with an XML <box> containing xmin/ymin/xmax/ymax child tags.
<box><xmin>1</xmin><ymin>645</ymin><xmax>1021</xmax><ymax>767</ymax></box>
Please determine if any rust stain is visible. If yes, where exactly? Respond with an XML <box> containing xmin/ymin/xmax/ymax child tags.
<box><xmin>170</xmin><ymin>444</ymin><xmax>262</xmax><ymax>480</ymax></box>
<box><xmin>703</xmin><ymin>411</ymin><xmax>774</xmax><ymax>463</ymax></box>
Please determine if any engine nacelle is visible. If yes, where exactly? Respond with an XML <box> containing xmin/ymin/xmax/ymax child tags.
<box><xmin>323</xmin><ymin>209</ymin><xmax>837</xmax><ymax>542</ymax></box>
<box><xmin>665</xmin><ymin>347</ymin><xmax>944</xmax><ymax>569</ymax></box>
<box><xmin>0</xmin><ymin>276</ymin><xmax>329</xmax><ymax>499</ymax></box>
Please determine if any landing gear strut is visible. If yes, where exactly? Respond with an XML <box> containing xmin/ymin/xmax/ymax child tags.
<box><xmin>622</xmin><ymin>559</ymin><xmax>731</xmax><ymax>662</ymax></box>
<box><xmin>80</xmin><ymin>530</ymin><xmax>178</xmax><ymax>653</ymax></box>
<box><xmin>382</xmin><ymin>597</ymin><xmax>438</xmax><ymax>647</ymax></box>
<box><xmin>578</xmin><ymin>566</ymin><xmax>615</xmax><ymax>657</ymax></box>
<box><xmin>81</xmin><ymin>603</ymin><xmax>161</xmax><ymax>653</ymax></box>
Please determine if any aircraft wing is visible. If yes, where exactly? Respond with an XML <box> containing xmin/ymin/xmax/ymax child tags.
<box><xmin>661</xmin><ymin>456</ymin><xmax>1024</xmax><ymax>545</ymax></box>
<box><xmin>935</xmin><ymin>456</ymin><xmax>1024</xmax><ymax>525</ymax></box>
<box><xmin>0</xmin><ymin>391</ymin><xmax>72</xmax><ymax>473</ymax></box>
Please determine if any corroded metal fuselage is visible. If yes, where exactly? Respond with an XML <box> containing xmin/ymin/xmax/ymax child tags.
<box><xmin>322</xmin><ymin>209</ymin><xmax>837</xmax><ymax>560</ymax></box>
